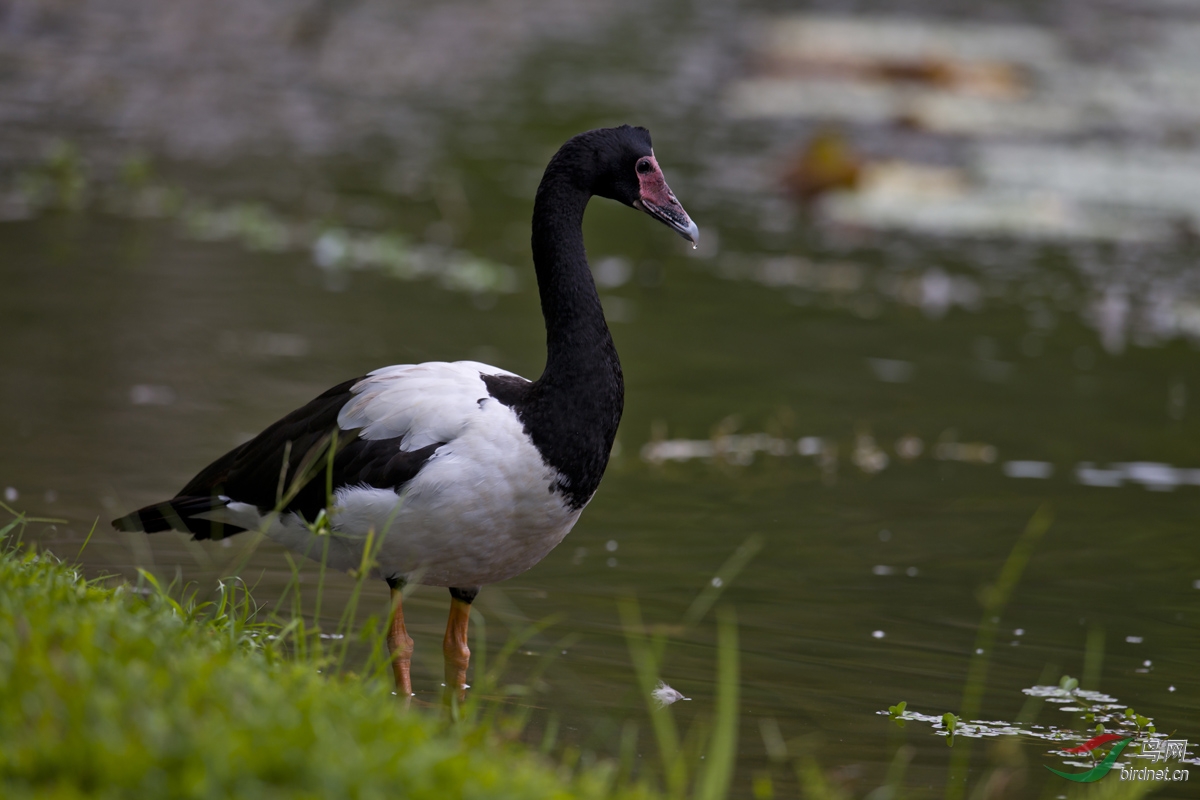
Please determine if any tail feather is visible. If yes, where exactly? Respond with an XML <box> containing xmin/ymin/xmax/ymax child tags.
<box><xmin>111</xmin><ymin>495</ymin><xmax>248</xmax><ymax>540</ymax></box>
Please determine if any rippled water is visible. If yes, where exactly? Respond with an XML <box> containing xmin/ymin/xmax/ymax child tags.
<box><xmin>3</xmin><ymin>1</ymin><xmax>1199</xmax><ymax>797</ymax></box>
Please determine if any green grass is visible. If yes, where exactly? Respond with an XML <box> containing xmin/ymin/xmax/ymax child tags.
<box><xmin>0</xmin><ymin>507</ymin><xmax>657</xmax><ymax>800</ymax></box>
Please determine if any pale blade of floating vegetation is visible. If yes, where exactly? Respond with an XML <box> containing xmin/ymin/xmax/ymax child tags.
<box><xmin>681</xmin><ymin>535</ymin><xmax>762</xmax><ymax>630</ymax></box>
<box><xmin>945</xmin><ymin>502</ymin><xmax>1053</xmax><ymax>799</ymax></box>
<box><xmin>694</xmin><ymin>608</ymin><xmax>739</xmax><ymax>800</ymax></box>
<box><xmin>619</xmin><ymin>596</ymin><xmax>686</xmax><ymax>797</ymax></box>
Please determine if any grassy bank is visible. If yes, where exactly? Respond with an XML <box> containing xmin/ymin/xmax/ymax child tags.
<box><xmin>6</xmin><ymin>502</ymin><xmax>1163</xmax><ymax>800</ymax></box>
<box><xmin>0</xmin><ymin>510</ymin><xmax>653</xmax><ymax>800</ymax></box>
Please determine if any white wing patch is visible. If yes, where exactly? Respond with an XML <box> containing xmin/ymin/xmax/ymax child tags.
<box><xmin>337</xmin><ymin>361</ymin><xmax>524</xmax><ymax>449</ymax></box>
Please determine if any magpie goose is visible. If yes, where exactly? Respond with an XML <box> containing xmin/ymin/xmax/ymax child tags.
<box><xmin>113</xmin><ymin>125</ymin><xmax>698</xmax><ymax>698</ymax></box>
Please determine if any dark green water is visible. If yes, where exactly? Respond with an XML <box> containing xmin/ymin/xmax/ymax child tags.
<box><xmin>2</xmin><ymin>2</ymin><xmax>1199</xmax><ymax>797</ymax></box>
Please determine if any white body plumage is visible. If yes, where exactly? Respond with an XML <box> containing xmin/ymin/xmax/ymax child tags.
<box><xmin>200</xmin><ymin>361</ymin><xmax>583</xmax><ymax>586</ymax></box>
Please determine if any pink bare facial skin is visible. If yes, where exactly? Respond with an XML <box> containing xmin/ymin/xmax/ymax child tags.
<box><xmin>638</xmin><ymin>155</ymin><xmax>675</xmax><ymax>207</ymax></box>
<box><xmin>634</xmin><ymin>153</ymin><xmax>699</xmax><ymax>245</ymax></box>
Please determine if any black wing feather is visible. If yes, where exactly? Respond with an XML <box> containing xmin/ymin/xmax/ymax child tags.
<box><xmin>113</xmin><ymin>376</ymin><xmax>442</xmax><ymax>539</ymax></box>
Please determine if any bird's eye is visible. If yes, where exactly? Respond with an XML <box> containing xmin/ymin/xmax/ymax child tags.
<box><xmin>636</xmin><ymin>159</ymin><xmax>653</xmax><ymax>175</ymax></box>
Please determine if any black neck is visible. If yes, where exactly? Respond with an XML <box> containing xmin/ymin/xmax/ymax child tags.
<box><xmin>484</xmin><ymin>159</ymin><xmax>623</xmax><ymax>510</ymax></box>
<box><xmin>531</xmin><ymin>172</ymin><xmax>621</xmax><ymax>394</ymax></box>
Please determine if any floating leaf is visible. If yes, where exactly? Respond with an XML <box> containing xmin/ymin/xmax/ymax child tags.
<box><xmin>942</xmin><ymin>711</ymin><xmax>960</xmax><ymax>744</ymax></box>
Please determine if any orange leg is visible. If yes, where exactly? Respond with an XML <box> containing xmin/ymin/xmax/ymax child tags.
<box><xmin>388</xmin><ymin>587</ymin><xmax>414</xmax><ymax>699</ymax></box>
<box><xmin>442</xmin><ymin>590</ymin><xmax>475</xmax><ymax>701</ymax></box>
